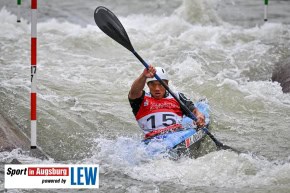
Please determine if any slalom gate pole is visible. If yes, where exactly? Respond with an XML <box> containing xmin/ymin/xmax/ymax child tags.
<box><xmin>17</xmin><ymin>0</ymin><xmax>21</xmax><ymax>22</ymax></box>
<box><xmin>31</xmin><ymin>0</ymin><xmax>37</xmax><ymax>149</ymax></box>
<box><xmin>264</xmin><ymin>0</ymin><xmax>268</xmax><ymax>22</ymax></box>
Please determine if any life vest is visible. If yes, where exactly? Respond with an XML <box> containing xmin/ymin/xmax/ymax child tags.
<box><xmin>135</xmin><ymin>92</ymin><xmax>183</xmax><ymax>134</ymax></box>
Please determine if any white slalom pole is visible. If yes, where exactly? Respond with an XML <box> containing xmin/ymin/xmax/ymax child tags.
<box><xmin>264</xmin><ymin>0</ymin><xmax>268</xmax><ymax>22</ymax></box>
<box><xmin>17</xmin><ymin>0</ymin><xmax>21</xmax><ymax>22</ymax></box>
<box><xmin>31</xmin><ymin>0</ymin><xmax>37</xmax><ymax>149</ymax></box>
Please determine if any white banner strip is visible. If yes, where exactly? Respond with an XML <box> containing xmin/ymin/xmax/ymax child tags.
<box><xmin>5</xmin><ymin>164</ymin><xmax>99</xmax><ymax>189</ymax></box>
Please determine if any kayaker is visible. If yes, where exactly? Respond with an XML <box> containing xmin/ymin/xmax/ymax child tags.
<box><xmin>128</xmin><ymin>65</ymin><xmax>205</xmax><ymax>138</ymax></box>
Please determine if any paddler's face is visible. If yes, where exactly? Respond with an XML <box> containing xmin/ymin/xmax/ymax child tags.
<box><xmin>147</xmin><ymin>80</ymin><xmax>168</xmax><ymax>99</ymax></box>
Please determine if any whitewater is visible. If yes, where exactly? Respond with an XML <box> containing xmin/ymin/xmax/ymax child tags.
<box><xmin>1</xmin><ymin>0</ymin><xmax>290</xmax><ymax>192</ymax></box>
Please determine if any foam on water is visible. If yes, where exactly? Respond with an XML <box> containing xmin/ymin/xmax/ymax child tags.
<box><xmin>82</xmin><ymin>136</ymin><xmax>290</xmax><ymax>189</ymax></box>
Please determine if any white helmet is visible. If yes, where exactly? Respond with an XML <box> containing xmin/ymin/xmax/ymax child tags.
<box><xmin>146</xmin><ymin>67</ymin><xmax>169</xmax><ymax>83</ymax></box>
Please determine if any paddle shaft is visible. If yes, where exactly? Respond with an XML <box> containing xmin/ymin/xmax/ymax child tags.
<box><xmin>133</xmin><ymin>51</ymin><xmax>197</xmax><ymax>122</ymax></box>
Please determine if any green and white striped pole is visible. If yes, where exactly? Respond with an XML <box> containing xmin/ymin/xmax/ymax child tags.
<box><xmin>264</xmin><ymin>0</ymin><xmax>268</xmax><ymax>22</ymax></box>
<box><xmin>17</xmin><ymin>0</ymin><xmax>21</xmax><ymax>22</ymax></box>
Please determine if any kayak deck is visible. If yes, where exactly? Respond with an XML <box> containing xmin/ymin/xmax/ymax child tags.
<box><xmin>143</xmin><ymin>99</ymin><xmax>210</xmax><ymax>158</ymax></box>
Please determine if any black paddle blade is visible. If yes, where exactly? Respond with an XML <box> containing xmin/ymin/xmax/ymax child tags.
<box><xmin>94</xmin><ymin>6</ymin><xmax>134</xmax><ymax>52</ymax></box>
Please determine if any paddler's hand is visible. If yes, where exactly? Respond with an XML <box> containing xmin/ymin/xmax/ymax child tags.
<box><xmin>196</xmin><ymin>114</ymin><xmax>205</xmax><ymax>128</ymax></box>
<box><xmin>193</xmin><ymin>108</ymin><xmax>205</xmax><ymax>128</ymax></box>
<box><xmin>142</xmin><ymin>64</ymin><xmax>156</xmax><ymax>79</ymax></box>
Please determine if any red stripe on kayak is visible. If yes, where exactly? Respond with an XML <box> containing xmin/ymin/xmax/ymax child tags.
<box><xmin>144</xmin><ymin>124</ymin><xmax>182</xmax><ymax>139</ymax></box>
<box><xmin>185</xmin><ymin>138</ymin><xmax>190</xmax><ymax>148</ymax></box>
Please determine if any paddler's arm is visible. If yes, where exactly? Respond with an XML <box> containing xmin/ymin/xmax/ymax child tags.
<box><xmin>179</xmin><ymin>93</ymin><xmax>205</xmax><ymax>128</ymax></box>
<box><xmin>128</xmin><ymin>65</ymin><xmax>156</xmax><ymax>99</ymax></box>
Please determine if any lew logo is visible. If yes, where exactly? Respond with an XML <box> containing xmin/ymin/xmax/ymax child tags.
<box><xmin>70</xmin><ymin>167</ymin><xmax>98</xmax><ymax>186</ymax></box>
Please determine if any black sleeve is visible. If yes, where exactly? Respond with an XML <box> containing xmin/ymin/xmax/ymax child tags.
<box><xmin>128</xmin><ymin>90</ymin><xmax>145</xmax><ymax>116</ymax></box>
<box><xmin>179</xmin><ymin>92</ymin><xmax>196</xmax><ymax>116</ymax></box>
